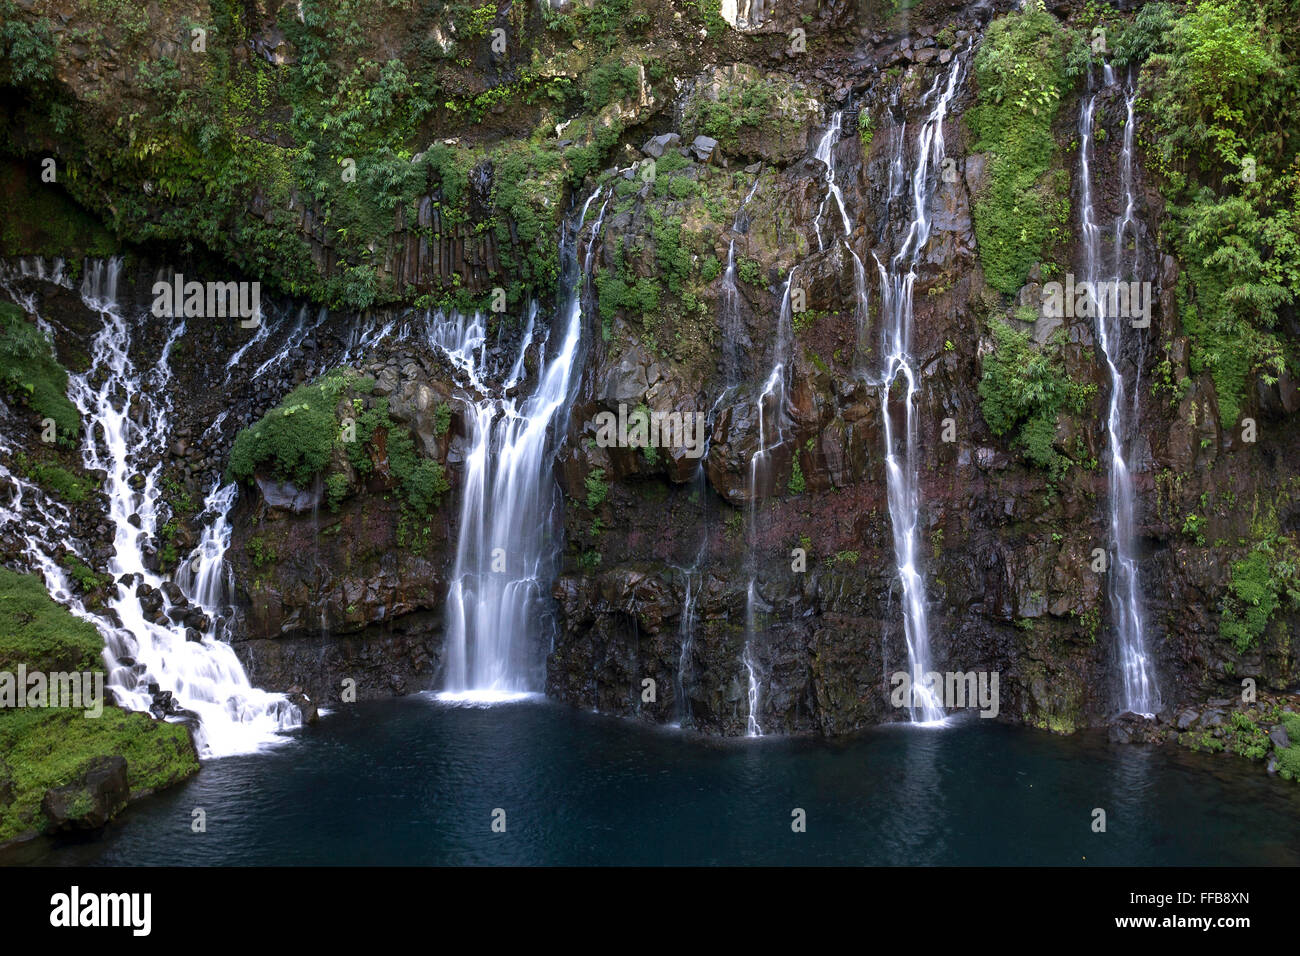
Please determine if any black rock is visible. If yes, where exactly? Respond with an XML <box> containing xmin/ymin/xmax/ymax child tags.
<box><xmin>41</xmin><ymin>756</ymin><xmax>129</xmax><ymax>832</ymax></box>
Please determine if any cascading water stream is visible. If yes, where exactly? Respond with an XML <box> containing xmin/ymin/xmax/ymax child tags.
<box><xmin>439</xmin><ymin>189</ymin><xmax>606</xmax><ymax>700</ymax></box>
<box><xmin>1</xmin><ymin>258</ymin><xmax>301</xmax><ymax>757</ymax></box>
<box><xmin>869</xmin><ymin>56</ymin><xmax>964</xmax><ymax>724</ymax></box>
<box><xmin>740</xmin><ymin>114</ymin><xmax>852</xmax><ymax>736</ymax></box>
<box><xmin>1078</xmin><ymin>66</ymin><xmax>1159</xmax><ymax>717</ymax></box>
<box><xmin>813</xmin><ymin>112</ymin><xmax>852</xmax><ymax>252</ymax></box>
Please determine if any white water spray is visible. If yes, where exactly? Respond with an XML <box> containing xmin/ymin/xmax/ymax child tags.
<box><xmin>870</xmin><ymin>58</ymin><xmax>964</xmax><ymax>723</ymax></box>
<box><xmin>1079</xmin><ymin>68</ymin><xmax>1159</xmax><ymax>716</ymax></box>
<box><xmin>439</xmin><ymin>190</ymin><xmax>606</xmax><ymax>701</ymax></box>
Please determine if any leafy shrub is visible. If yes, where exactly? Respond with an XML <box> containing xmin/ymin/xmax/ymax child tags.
<box><xmin>585</xmin><ymin>467</ymin><xmax>608</xmax><ymax>510</ymax></box>
<box><xmin>1220</xmin><ymin>538</ymin><xmax>1300</xmax><ymax>652</ymax></box>
<box><xmin>979</xmin><ymin>322</ymin><xmax>1089</xmax><ymax>476</ymax></box>
<box><xmin>228</xmin><ymin>370</ymin><xmax>354</xmax><ymax>487</ymax></box>
<box><xmin>1142</xmin><ymin>0</ymin><xmax>1300</xmax><ymax>426</ymax></box>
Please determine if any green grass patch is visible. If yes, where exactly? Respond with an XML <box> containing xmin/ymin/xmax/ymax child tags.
<box><xmin>13</xmin><ymin>454</ymin><xmax>92</xmax><ymax>504</ymax></box>
<box><xmin>0</xmin><ymin>302</ymin><xmax>80</xmax><ymax>446</ymax></box>
<box><xmin>0</xmin><ymin>568</ymin><xmax>102</xmax><ymax>674</ymax></box>
<box><xmin>0</xmin><ymin>707</ymin><xmax>198</xmax><ymax>844</ymax></box>
<box><xmin>0</xmin><ymin>568</ymin><xmax>199</xmax><ymax>843</ymax></box>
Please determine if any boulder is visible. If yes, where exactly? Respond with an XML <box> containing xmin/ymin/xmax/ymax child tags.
<box><xmin>641</xmin><ymin>133</ymin><xmax>680</xmax><ymax>158</ymax></box>
<box><xmin>41</xmin><ymin>756</ymin><xmax>130</xmax><ymax>833</ymax></box>
<box><xmin>691</xmin><ymin>135</ymin><xmax>719</xmax><ymax>163</ymax></box>
<box><xmin>254</xmin><ymin>475</ymin><xmax>323</xmax><ymax>514</ymax></box>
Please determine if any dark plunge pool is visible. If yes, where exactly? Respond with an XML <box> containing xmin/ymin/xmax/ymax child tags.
<box><xmin>16</xmin><ymin>695</ymin><xmax>1300</xmax><ymax>866</ymax></box>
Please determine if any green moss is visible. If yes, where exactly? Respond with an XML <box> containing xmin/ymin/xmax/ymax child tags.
<box><xmin>967</xmin><ymin>1</ymin><xmax>1070</xmax><ymax>294</ymax></box>
<box><xmin>0</xmin><ymin>568</ymin><xmax>103</xmax><ymax>674</ymax></box>
<box><xmin>0</xmin><ymin>569</ymin><xmax>198</xmax><ymax>843</ymax></box>
<box><xmin>0</xmin><ymin>707</ymin><xmax>198</xmax><ymax>843</ymax></box>
<box><xmin>12</xmin><ymin>453</ymin><xmax>92</xmax><ymax>503</ymax></box>
<box><xmin>683</xmin><ymin>70</ymin><xmax>813</xmax><ymax>155</ymax></box>
<box><xmin>0</xmin><ymin>302</ymin><xmax>80</xmax><ymax>446</ymax></box>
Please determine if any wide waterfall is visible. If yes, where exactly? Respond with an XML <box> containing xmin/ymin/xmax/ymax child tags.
<box><xmin>1078</xmin><ymin>66</ymin><xmax>1160</xmax><ymax>717</ymax></box>
<box><xmin>439</xmin><ymin>189</ymin><xmax>606</xmax><ymax>700</ymax></box>
<box><xmin>1</xmin><ymin>258</ymin><xmax>300</xmax><ymax>757</ymax></box>
<box><xmin>871</xmin><ymin>55</ymin><xmax>965</xmax><ymax>724</ymax></box>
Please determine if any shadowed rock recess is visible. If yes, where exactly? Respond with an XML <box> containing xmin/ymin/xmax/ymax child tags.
<box><xmin>1</xmin><ymin>0</ymin><xmax>1298</xmax><ymax>807</ymax></box>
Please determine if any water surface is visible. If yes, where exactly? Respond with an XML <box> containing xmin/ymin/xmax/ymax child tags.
<box><xmin>18</xmin><ymin>696</ymin><xmax>1300</xmax><ymax>866</ymax></box>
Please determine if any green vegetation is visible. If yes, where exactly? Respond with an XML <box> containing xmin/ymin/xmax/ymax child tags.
<box><xmin>0</xmin><ymin>161</ymin><xmax>116</xmax><ymax>260</ymax></box>
<box><xmin>857</xmin><ymin>110</ymin><xmax>874</xmax><ymax>150</ymax></box>
<box><xmin>1280</xmin><ymin>713</ymin><xmax>1300</xmax><ymax>781</ymax></box>
<box><xmin>0</xmin><ymin>302</ymin><xmax>80</xmax><ymax>446</ymax></box>
<box><xmin>228</xmin><ymin>368</ymin><xmax>448</xmax><ymax>536</ymax></box>
<box><xmin>1137</xmin><ymin>0</ymin><xmax>1300</xmax><ymax>425</ymax></box>
<box><xmin>13</xmin><ymin>454</ymin><xmax>91</xmax><ymax>504</ymax></box>
<box><xmin>245</xmin><ymin>535</ymin><xmax>277</xmax><ymax>569</ymax></box>
<box><xmin>967</xmin><ymin>0</ymin><xmax>1071</xmax><ymax>294</ymax></box>
<box><xmin>0</xmin><ymin>568</ymin><xmax>102</xmax><ymax>674</ymax></box>
<box><xmin>0</xmin><ymin>0</ymin><xmax>56</xmax><ymax>86</ymax></box>
<box><xmin>1220</xmin><ymin>534</ymin><xmax>1300</xmax><ymax>653</ymax></box>
<box><xmin>978</xmin><ymin>322</ymin><xmax>1091</xmax><ymax>478</ymax></box>
<box><xmin>228</xmin><ymin>369</ymin><xmax>358</xmax><ymax>489</ymax></box>
<box><xmin>585</xmin><ymin>467</ymin><xmax>609</xmax><ymax>511</ymax></box>
<box><xmin>0</xmin><ymin>568</ymin><xmax>199</xmax><ymax>843</ymax></box>
<box><xmin>683</xmin><ymin>72</ymin><xmax>813</xmax><ymax>156</ymax></box>
<box><xmin>787</xmin><ymin>455</ymin><xmax>806</xmax><ymax>496</ymax></box>
<box><xmin>0</xmin><ymin>706</ymin><xmax>198</xmax><ymax>844</ymax></box>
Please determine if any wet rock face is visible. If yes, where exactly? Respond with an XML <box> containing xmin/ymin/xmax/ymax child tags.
<box><xmin>544</xmin><ymin>3</ymin><xmax>1299</xmax><ymax>738</ymax></box>
<box><xmin>238</xmin><ymin>616</ymin><xmax>442</xmax><ymax>706</ymax></box>
<box><xmin>224</xmin><ymin>352</ymin><xmax>460</xmax><ymax>702</ymax></box>
<box><xmin>11</xmin><ymin>0</ymin><xmax>1298</xmax><ymax>744</ymax></box>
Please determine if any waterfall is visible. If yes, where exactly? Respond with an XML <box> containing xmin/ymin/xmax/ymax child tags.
<box><xmin>720</xmin><ymin>179</ymin><xmax>760</xmax><ymax>386</ymax></box>
<box><xmin>1078</xmin><ymin>67</ymin><xmax>1159</xmax><ymax>717</ymax></box>
<box><xmin>173</xmin><ymin>482</ymin><xmax>238</xmax><ymax>618</ymax></box>
<box><xmin>870</xmin><ymin>57</ymin><xmax>964</xmax><ymax>724</ymax></box>
<box><xmin>438</xmin><ymin>189</ymin><xmax>605</xmax><ymax>701</ymax></box>
<box><xmin>741</xmin><ymin>272</ymin><xmax>796</xmax><ymax>736</ymax></box>
<box><xmin>813</xmin><ymin>112</ymin><xmax>852</xmax><ymax>251</ymax></box>
<box><xmin>1</xmin><ymin>257</ymin><xmax>301</xmax><ymax>757</ymax></box>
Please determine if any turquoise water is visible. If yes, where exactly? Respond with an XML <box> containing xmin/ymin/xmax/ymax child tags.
<box><xmin>18</xmin><ymin>696</ymin><xmax>1300</xmax><ymax>866</ymax></box>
